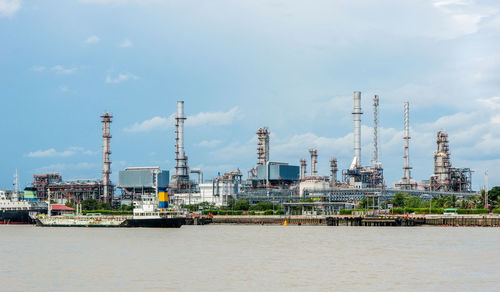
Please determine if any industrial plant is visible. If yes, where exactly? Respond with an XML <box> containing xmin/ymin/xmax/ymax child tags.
<box><xmin>24</xmin><ymin>91</ymin><xmax>475</xmax><ymax>211</ymax></box>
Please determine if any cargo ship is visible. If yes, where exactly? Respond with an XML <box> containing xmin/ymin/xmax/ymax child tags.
<box><xmin>36</xmin><ymin>192</ymin><xmax>188</xmax><ymax>228</ymax></box>
<box><xmin>0</xmin><ymin>190</ymin><xmax>47</xmax><ymax>224</ymax></box>
<box><xmin>119</xmin><ymin>192</ymin><xmax>186</xmax><ymax>228</ymax></box>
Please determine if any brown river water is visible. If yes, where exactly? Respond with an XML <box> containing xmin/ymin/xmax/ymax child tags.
<box><xmin>1</xmin><ymin>225</ymin><xmax>499</xmax><ymax>291</ymax></box>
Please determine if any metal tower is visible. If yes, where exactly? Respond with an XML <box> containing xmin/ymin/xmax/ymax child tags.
<box><xmin>309</xmin><ymin>149</ymin><xmax>318</xmax><ymax>176</ymax></box>
<box><xmin>256</xmin><ymin>127</ymin><xmax>270</xmax><ymax>166</ymax></box>
<box><xmin>402</xmin><ymin>102</ymin><xmax>413</xmax><ymax>183</ymax></box>
<box><xmin>350</xmin><ymin>91</ymin><xmax>363</xmax><ymax>170</ymax></box>
<box><xmin>372</xmin><ymin>95</ymin><xmax>381</xmax><ymax>168</ymax></box>
<box><xmin>395</xmin><ymin>102</ymin><xmax>416</xmax><ymax>190</ymax></box>
<box><xmin>101</xmin><ymin>112</ymin><xmax>113</xmax><ymax>202</ymax></box>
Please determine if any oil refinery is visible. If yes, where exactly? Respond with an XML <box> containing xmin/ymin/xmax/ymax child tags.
<box><xmin>20</xmin><ymin>91</ymin><xmax>475</xmax><ymax>210</ymax></box>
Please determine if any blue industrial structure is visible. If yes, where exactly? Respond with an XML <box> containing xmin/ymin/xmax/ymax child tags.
<box><xmin>256</xmin><ymin>162</ymin><xmax>299</xmax><ymax>182</ymax></box>
<box><xmin>118</xmin><ymin>167</ymin><xmax>169</xmax><ymax>190</ymax></box>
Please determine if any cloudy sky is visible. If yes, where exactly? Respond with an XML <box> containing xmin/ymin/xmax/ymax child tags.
<box><xmin>1</xmin><ymin>0</ymin><xmax>499</xmax><ymax>190</ymax></box>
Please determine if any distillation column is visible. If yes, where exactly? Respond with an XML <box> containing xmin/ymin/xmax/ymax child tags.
<box><xmin>430</xmin><ymin>131</ymin><xmax>451</xmax><ymax>191</ymax></box>
<box><xmin>309</xmin><ymin>149</ymin><xmax>318</xmax><ymax>176</ymax></box>
<box><xmin>257</xmin><ymin>127</ymin><xmax>270</xmax><ymax>166</ymax></box>
<box><xmin>300</xmin><ymin>159</ymin><xmax>307</xmax><ymax>179</ymax></box>
<box><xmin>330</xmin><ymin>157</ymin><xmax>338</xmax><ymax>187</ymax></box>
<box><xmin>174</xmin><ymin>101</ymin><xmax>189</xmax><ymax>189</ymax></box>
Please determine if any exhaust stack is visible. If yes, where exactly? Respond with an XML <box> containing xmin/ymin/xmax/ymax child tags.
<box><xmin>350</xmin><ymin>91</ymin><xmax>363</xmax><ymax>170</ymax></box>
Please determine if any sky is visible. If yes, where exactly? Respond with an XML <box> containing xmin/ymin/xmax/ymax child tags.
<box><xmin>1</xmin><ymin>0</ymin><xmax>500</xmax><ymax>191</ymax></box>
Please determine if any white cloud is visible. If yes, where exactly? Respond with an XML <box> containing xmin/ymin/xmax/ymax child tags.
<box><xmin>186</xmin><ymin>107</ymin><xmax>240</xmax><ymax>127</ymax></box>
<box><xmin>105</xmin><ymin>72</ymin><xmax>139</xmax><ymax>83</ymax></box>
<box><xmin>27</xmin><ymin>147</ymin><xmax>95</xmax><ymax>158</ymax></box>
<box><xmin>491</xmin><ymin>115</ymin><xmax>500</xmax><ymax>124</ymax></box>
<box><xmin>0</xmin><ymin>0</ymin><xmax>21</xmax><ymax>18</ymax></box>
<box><xmin>79</xmin><ymin>0</ymin><xmax>159</xmax><ymax>4</ymax></box>
<box><xmin>52</xmin><ymin>65</ymin><xmax>78</xmax><ymax>75</ymax></box>
<box><xmin>124</xmin><ymin>115</ymin><xmax>175</xmax><ymax>132</ymax></box>
<box><xmin>208</xmin><ymin>138</ymin><xmax>256</xmax><ymax>163</ymax></box>
<box><xmin>59</xmin><ymin>85</ymin><xmax>69</xmax><ymax>92</ymax></box>
<box><xmin>119</xmin><ymin>38</ymin><xmax>133</xmax><ymax>47</ymax></box>
<box><xmin>197</xmin><ymin>139</ymin><xmax>222</xmax><ymax>147</ymax></box>
<box><xmin>125</xmin><ymin>107</ymin><xmax>240</xmax><ymax>132</ymax></box>
<box><xmin>478</xmin><ymin>96</ymin><xmax>500</xmax><ymax>110</ymax></box>
<box><xmin>29</xmin><ymin>65</ymin><xmax>45</xmax><ymax>72</ymax></box>
<box><xmin>430</xmin><ymin>0</ymin><xmax>497</xmax><ymax>38</ymax></box>
<box><xmin>85</xmin><ymin>35</ymin><xmax>100</xmax><ymax>44</ymax></box>
<box><xmin>35</xmin><ymin>162</ymin><xmax>97</xmax><ymax>173</ymax></box>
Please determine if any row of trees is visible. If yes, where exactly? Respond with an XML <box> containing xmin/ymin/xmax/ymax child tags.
<box><xmin>66</xmin><ymin>199</ymin><xmax>133</xmax><ymax>211</ymax></box>
<box><xmin>184</xmin><ymin>199</ymin><xmax>281</xmax><ymax>213</ymax></box>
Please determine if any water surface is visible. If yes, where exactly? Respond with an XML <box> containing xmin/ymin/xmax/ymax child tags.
<box><xmin>1</xmin><ymin>225</ymin><xmax>499</xmax><ymax>291</ymax></box>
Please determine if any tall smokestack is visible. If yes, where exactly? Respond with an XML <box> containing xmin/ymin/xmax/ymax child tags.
<box><xmin>350</xmin><ymin>91</ymin><xmax>363</xmax><ymax>170</ymax></box>
<box><xmin>101</xmin><ymin>112</ymin><xmax>112</xmax><ymax>202</ymax></box>
<box><xmin>309</xmin><ymin>149</ymin><xmax>318</xmax><ymax>176</ymax></box>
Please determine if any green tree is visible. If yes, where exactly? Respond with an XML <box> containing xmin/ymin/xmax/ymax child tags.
<box><xmin>249</xmin><ymin>201</ymin><xmax>276</xmax><ymax>211</ymax></box>
<box><xmin>487</xmin><ymin>187</ymin><xmax>500</xmax><ymax>208</ymax></box>
<box><xmin>446</xmin><ymin>194</ymin><xmax>457</xmax><ymax>208</ymax></box>
<box><xmin>432</xmin><ymin>196</ymin><xmax>447</xmax><ymax>208</ymax></box>
<box><xmin>392</xmin><ymin>193</ymin><xmax>407</xmax><ymax>208</ymax></box>
<box><xmin>82</xmin><ymin>198</ymin><xmax>98</xmax><ymax>210</ymax></box>
<box><xmin>405</xmin><ymin>196</ymin><xmax>422</xmax><ymax>208</ymax></box>
<box><xmin>234</xmin><ymin>200</ymin><xmax>249</xmax><ymax>211</ymax></box>
<box><xmin>358</xmin><ymin>197</ymin><xmax>368</xmax><ymax>209</ymax></box>
<box><xmin>97</xmin><ymin>202</ymin><xmax>111</xmax><ymax>210</ymax></box>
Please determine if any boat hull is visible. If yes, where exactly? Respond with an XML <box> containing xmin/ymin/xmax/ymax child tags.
<box><xmin>120</xmin><ymin>217</ymin><xmax>185</xmax><ymax>228</ymax></box>
<box><xmin>1</xmin><ymin>209</ymin><xmax>46</xmax><ymax>224</ymax></box>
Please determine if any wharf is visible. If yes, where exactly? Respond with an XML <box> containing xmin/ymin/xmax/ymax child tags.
<box><xmin>211</xmin><ymin>214</ymin><xmax>500</xmax><ymax>227</ymax></box>
<box><xmin>212</xmin><ymin>215</ymin><xmax>425</xmax><ymax>226</ymax></box>
<box><xmin>425</xmin><ymin>214</ymin><xmax>500</xmax><ymax>227</ymax></box>
<box><xmin>212</xmin><ymin>215</ymin><xmax>326</xmax><ymax>225</ymax></box>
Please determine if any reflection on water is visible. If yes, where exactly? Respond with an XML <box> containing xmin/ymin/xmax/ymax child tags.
<box><xmin>1</xmin><ymin>225</ymin><xmax>499</xmax><ymax>291</ymax></box>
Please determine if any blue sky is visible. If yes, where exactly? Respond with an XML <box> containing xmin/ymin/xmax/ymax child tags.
<box><xmin>1</xmin><ymin>0</ymin><xmax>500</xmax><ymax>190</ymax></box>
